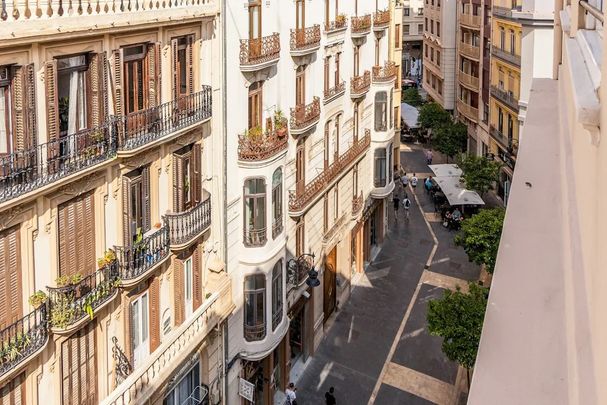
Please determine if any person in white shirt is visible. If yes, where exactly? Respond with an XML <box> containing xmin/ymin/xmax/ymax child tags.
<box><xmin>411</xmin><ymin>173</ymin><xmax>418</xmax><ymax>188</ymax></box>
<box><xmin>285</xmin><ymin>382</ymin><xmax>297</xmax><ymax>405</ymax></box>
<box><xmin>403</xmin><ymin>196</ymin><xmax>412</xmax><ymax>219</ymax></box>
<box><xmin>401</xmin><ymin>173</ymin><xmax>409</xmax><ymax>189</ymax></box>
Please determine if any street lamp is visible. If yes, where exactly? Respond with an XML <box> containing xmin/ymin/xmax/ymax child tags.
<box><xmin>286</xmin><ymin>253</ymin><xmax>320</xmax><ymax>288</ymax></box>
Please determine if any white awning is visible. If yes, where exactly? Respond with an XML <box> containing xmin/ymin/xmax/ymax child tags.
<box><xmin>401</xmin><ymin>103</ymin><xmax>420</xmax><ymax>129</ymax></box>
<box><xmin>428</xmin><ymin>164</ymin><xmax>463</xmax><ymax>177</ymax></box>
<box><xmin>434</xmin><ymin>176</ymin><xmax>485</xmax><ymax>206</ymax></box>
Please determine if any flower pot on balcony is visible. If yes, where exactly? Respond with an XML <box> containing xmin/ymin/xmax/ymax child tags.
<box><xmin>277</xmin><ymin>127</ymin><xmax>287</xmax><ymax>138</ymax></box>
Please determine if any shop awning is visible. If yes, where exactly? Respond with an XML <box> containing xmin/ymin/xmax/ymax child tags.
<box><xmin>429</xmin><ymin>164</ymin><xmax>463</xmax><ymax>177</ymax></box>
<box><xmin>401</xmin><ymin>103</ymin><xmax>420</xmax><ymax>129</ymax></box>
<box><xmin>434</xmin><ymin>176</ymin><xmax>485</xmax><ymax>206</ymax></box>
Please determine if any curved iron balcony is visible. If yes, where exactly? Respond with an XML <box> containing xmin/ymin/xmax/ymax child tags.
<box><xmin>372</xmin><ymin>62</ymin><xmax>397</xmax><ymax>83</ymax></box>
<box><xmin>324</xmin><ymin>17</ymin><xmax>348</xmax><ymax>34</ymax></box>
<box><xmin>351</xmin><ymin>71</ymin><xmax>371</xmax><ymax>98</ymax></box>
<box><xmin>238</xmin><ymin>119</ymin><xmax>288</xmax><ymax>162</ymax></box>
<box><xmin>324</xmin><ymin>81</ymin><xmax>346</xmax><ymax>103</ymax></box>
<box><xmin>351</xmin><ymin>14</ymin><xmax>371</xmax><ymax>37</ymax></box>
<box><xmin>115</xmin><ymin>226</ymin><xmax>170</xmax><ymax>287</ymax></box>
<box><xmin>290</xmin><ymin>25</ymin><xmax>321</xmax><ymax>56</ymax></box>
<box><xmin>164</xmin><ymin>193</ymin><xmax>212</xmax><ymax>249</ymax></box>
<box><xmin>240</xmin><ymin>33</ymin><xmax>281</xmax><ymax>72</ymax></box>
<box><xmin>373</xmin><ymin>9</ymin><xmax>390</xmax><ymax>30</ymax></box>
<box><xmin>243</xmin><ymin>227</ymin><xmax>267</xmax><ymax>247</ymax></box>
<box><xmin>290</xmin><ymin>97</ymin><xmax>321</xmax><ymax>136</ymax></box>
<box><xmin>47</xmin><ymin>262</ymin><xmax>120</xmax><ymax>335</ymax></box>
<box><xmin>0</xmin><ymin>121</ymin><xmax>115</xmax><ymax>204</ymax></box>
<box><xmin>0</xmin><ymin>303</ymin><xmax>48</xmax><ymax>382</ymax></box>
<box><xmin>116</xmin><ymin>88</ymin><xmax>212</xmax><ymax>154</ymax></box>
<box><xmin>490</xmin><ymin>86</ymin><xmax>520</xmax><ymax>112</ymax></box>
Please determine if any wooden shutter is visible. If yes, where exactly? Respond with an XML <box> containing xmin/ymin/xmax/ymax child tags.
<box><xmin>122</xmin><ymin>175</ymin><xmax>132</xmax><ymax>245</ymax></box>
<box><xmin>45</xmin><ymin>60</ymin><xmax>59</xmax><ymax>141</ymax></box>
<box><xmin>192</xmin><ymin>144</ymin><xmax>202</xmax><ymax>204</ymax></box>
<box><xmin>0</xmin><ymin>373</ymin><xmax>26</xmax><ymax>405</ymax></box>
<box><xmin>89</xmin><ymin>52</ymin><xmax>108</xmax><ymax>127</ymax></box>
<box><xmin>0</xmin><ymin>226</ymin><xmax>22</xmax><ymax>330</ymax></box>
<box><xmin>112</xmin><ymin>49</ymin><xmax>124</xmax><ymax>117</ymax></box>
<box><xmin>171</xmin><ymin>38</ymin><xmax>178</xmax><ymax>100</ymax></box>
<box><xmin>142</xmin><ymin>166</ymin><xmax>151</xmax><ymax>232</ymax></box>
<box><xmin>186</xmin><ymin>35</ymin><xmax>194</xmax><ymax>94</ymax></box>
<box><xmin>61</xmin><ymin>322</ymin><xmax>97</xmax><ymax>405</ymax></box>
<box><xmin>24</xmin><ymin>64</ymin><xmax>36</xmax><ymax>149</ymax></box>
<box><xmin>82</xmin><ymin>193</ymin><xmax>96</xmax><ymax>276</ymax></box>
<box><xmin>173</xmin><ymin>258</ymin><xmax>184</xmax><ymax>327</ymax></box>
<box><xmin>192</xmin><ymin>246</ymin><xmax>202</xmax><ymax>310</ymax></box>
<box><xmin>149</xmin><ymin>276</ymin><xmax>160</xmax><ymax>352</ymax></box>
<box><xmin>58</xmin><ymin>193</ymin><xmax>96</xmax><ymax>277</ymax></box>
<box><xmin>147</xmin><ymin>42</ymin><xmax>161</xmax><ymax>108</ymax></box>
<box><xmin>11</xmin><ymin>66</ymin><xmax>25</xmax><ymax>152</ymax></box>
<box><xmin>173</xmin><ymin>153</ymin><xmax>184</xmax><ymax>212</ymax></box>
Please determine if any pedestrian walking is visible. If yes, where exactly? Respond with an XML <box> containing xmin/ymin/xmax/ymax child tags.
<box><xmin>411</xmin><ymin>173</ymin><xmax>418</xmax><ymax>188</ymax></box>
<box><xmin>401</xmin><ymin>172</ymin><xmax>409</xmax><ymax>190</ymax></box>
<box><xmin>285</xmin><ymin>382</ymin><xmax>297</xmax><ymax>405</ymax></box>
<box><xmin>426</xmin><ymin>149</ymin><xmax>433</xmax><ymax>165</ymax></box>
<box><xmin>325</xmin><ymin>387</ymin><xmax>337</xmax><ymax>405</ymax></box>
<box><xmin>403</xmin><ymin>196</ymin><xmax>411</xmax><ymax>219</ymax></box>
<box><xmin>425</xmin><ymin>176</ymin><xmax>433</xmax><ymax>192</ymax></box>
<box><xmin>393</xmin><ymin>194</ymin><xmax>400</xmax><ymax>217</ymax></box>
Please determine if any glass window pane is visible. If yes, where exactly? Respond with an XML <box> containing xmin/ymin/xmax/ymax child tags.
<box><xmin>142</xmin><ymin>293</ymin><xmax>149</xmax><ymax>340</ymax></box>
<box><xmin>0</xmin><ymin>88</ymin><xmax>9</xmax><ymax>154</ymax></box>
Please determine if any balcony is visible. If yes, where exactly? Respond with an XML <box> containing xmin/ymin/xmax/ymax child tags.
<box><xmin>287</xmin><ymin>254</ymin><xmax>314</xmax><ymax>287</ymax></box>
<box><xmin>373</xmin><ymin>9</ymin><xmax>390</xmax><ymax>30</ymax></box>
<box><xmin>115</xmin><ymin>226</ymin><xmax>170</xmax><ymax>288</ymax></box>
<box><xmin>372</xmin><ymin>61</ymin><xmax>398</xmax><ymax>83</ymax></box>
<box><xmin>352</xmin><ymin>192</ymin><xmax>364</xmax><ymax>217</ymax></box>
<box><xmin>460</xmin><ymin>41</ymin><xmax>480</xmax><ymax>60</ymax></box>
<box><xmin>491</xmin><ymin>45</ymin><xmax>521</xmax><ymax>67</ymax></box>
<box><xmin>324</xmin><ymin>16</ymin><xmax>348</xmax><ymax>34</ymax></box>
<box><xmin>272</xmin><ymin>216</ymin><xmax>283</xmax><ymax>239</ymax></box>
<box><xmin>351</xmin><ymin>15</ymin><xmax>372</xmax><ymax>37</ymax></box>
<box><xmin>489</xmin><ymin>125</ymin><xmax>510</xmax><ymax>149</ymax></box>
<box><xmin>239</xmin><ymin>33</ymin><xmax>281</xmax><ymax>72</ymax></box>
<box><xmin>324</xmin><ymin>81</ymin><xmax>346</xmax><ymax>103</ymax></box>
<box><xmin>116</xmin><ymin>88</ymin><xmax>212</xmax><ymax>154</ymax></box>
<box><xmin>243</xmin><ymin>227</ymin><xmax>267</xmax><ymax>247</ymax></box>
<box><xmin>0</xmin><ymin>304</ymin><xmax>48</xmax><ymax>383</ymax></box>
<box><xmin>164</xmin><ymin>193</ymin><xmax>212</xmax><ymax>249</ymax></box>
<box><xmin>290</xmin><ymin>97</ymin><xmax>321</xmax><ymax>136</ymax></box>
<box><xmin>350</xmin><ymin>71</ymin><xmax>371</xmax><ymax>98</ymax></box>
<box><xmin>0</xmin><ymin>121</ymin><xmax>115</xmax><ymax>204</ymax></box>
<box><xmin>238</xmin><ymin>119</ymin><xmax>288</xmax><ymax>162</ymax></box>
<box><xmin>493</xmin><ymin>4</ymin><xmax>522</xmax><ymax>18</ymax></box>
<box><xmin>457</xmin><ymin>99</ymin><xmax>479</xmax><ymax>122</ymax></box>
<box><xmin>290</xmin><ymin>25</ymin><xmax>321</xmax><ymax>56</ymax></box>
<box><xmin>460</xmin><ymin>13</ymin><xmax>481</xmax><ymax>29</ymax></box>
<box><xmin>47</xmin><ymin>262</ymin><xmax>120</xmax><ymax>335</ymax></box>
<box><xmin>289</xmin><ymin>131</ymin><xmax>370</xmax><ymax>215</ymax></box>
<box><xmin>102</xmin><ymin>275</ymin><xmax>233</xmax><ymax>405</ymax></box>
<box><xmin>459</xmin><ymin>70</ymin><xmax>480</xmax><ymax>90</ymax></box>
<box><xmin>490</xmin><ymin>85</ymin><xmax>519</xmax><ymax>112</ymax></box>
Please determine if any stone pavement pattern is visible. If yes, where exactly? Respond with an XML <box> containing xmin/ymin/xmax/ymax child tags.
<box><xmin>294</xmin><ymin>145</ymin><xmax>481</xmax><ymax>405</ymax></box>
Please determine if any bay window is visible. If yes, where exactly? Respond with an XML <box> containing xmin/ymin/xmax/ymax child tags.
<box><xmin>244</xmin><ymin>178</ymin><xmax>267</xmax><ymax>246</ymax></box>
<box><xmin>375</xmin><ymin>91</ymin><xmax>387</xmax><ymax>131</ymax></box>
<box><xmin>272</xmin><ymin>260</ymin><xmax>283</xmax><ymax>331</ymax></box>
<box><xmin>244</xmin><ymin>274</ymin><xmax>266</xmax><ymax>341</ymax></box>
<box><xmin>374</xmin><ymin>148</ymin><xmax>387</xmax><ymax>187</ymax></box>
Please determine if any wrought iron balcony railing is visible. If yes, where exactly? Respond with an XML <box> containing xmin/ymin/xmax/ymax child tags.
<box><xmin>324</xmin><ymin>17</ymin><xmax>348</xmax><ymax>33</ymax></box>
<box><xmin>373</xmin><ymin>9</ymin><xmax>390</xmax><ymax>28</ymax></box>
<box><xmin>352</xmin><ymin>192</ymin><xmax>364</xmax><ymax>216</ymax></box>
<box><xmin>491</xmin><ymin>45</ymin><xmax>521</xmax><ymax>66</ymax></box>
<box><xmin>0</xmin><ymin>121</ymin><xmax>115</xmax><ymax>204</ymax></box>
<box><xmin>490</xmin><ymin>85</ymin><xmax>519</xmax><ymax>112</ymax></box>
<box><xmin>115</xmin><ymin>226</ymin><xmax>170</xmax><ymax>284</ymax></box>
<box><xmin>47</xmin><ymin>262</ymin><xmax>120</xmax><ymax>333</ymax></box>
<box><xmin>116</xmin><ymin>88</ymin><xmax>212</xmax><ymax>151</ymax></box>
<box><xmin>351</xmin><ymin>71</ymin><xmax>371</xmax><ymax>96</ymax></box>
<box><xmin>372</xmin><ymin>61</ymin><xmax>397</xmax><ymax>82</ymax></box>
<box><xmin>290</xmin><ymin>97</ymin><xmax>321</xmax><ymax>132</ymax></box>
<box><xmin>351</xmin><ymin>14</ymin><xmax>372</xmax><ymax>33</ymax></box>
<box><xmin>0</xmin><ymin>303</ymin><xmax>48</xmax><ymax>379</ymax></box>
<box><xmin>272</xmin><ymin>308</ymin><xmax>283</xmax><ymax>331</ymax></box>
<box><xmin>290</xmin><ymin>25</ymin><xmax>321</xmax><ymax>52</ymax></box>
<box><xmin>240</xmin><ymin>33</ymin><xmax>281</xmax><ymax>66</ymax></box>
<box><xmin>164</xmin><ymin>195</ymin><xmax>212</xmax><ymax>248</ymax></box>
<box><xmin>238</xmin><ymin>119</ymin><xmax>288</xmax><ymax>161</ymax></box>
<box><xmin>289</xmin><ymin>131</ymin><xmax>370</xmax><ymax>213</ymax></box>
<box><xmin>324</xmin><ymin>81</ymin><xmax>346</xmax><ymax>101</ymax></box>
<box><xmin>272</xmin><ymin>217</ymin><xmax>283</xmax><ymax>239</ymax></box>
<box><xmin>243</xmin><ymin>227</ymin><xmax>267</xmax><ymax>247</ymax></box>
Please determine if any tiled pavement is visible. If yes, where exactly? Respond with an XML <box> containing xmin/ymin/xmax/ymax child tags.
<box><xmin>294</xmin><ymin>144</ymin><xmax>480</xmax><ymax>405</ymax></box>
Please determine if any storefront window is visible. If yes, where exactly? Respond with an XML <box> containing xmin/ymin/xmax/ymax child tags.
<box><xmin>244</xmin><ymin>274</ymin><xmax>266</xmax><ymax>341</ymax></box>
<box><xmin>272</xmin><ymin>260</ymin><xmax>283</xmax><ymax>331</ymax></box>
<box><xmin>374</xmin><ymin>148</ymin><xmax>386</xmax><ymax>187</ymax></box>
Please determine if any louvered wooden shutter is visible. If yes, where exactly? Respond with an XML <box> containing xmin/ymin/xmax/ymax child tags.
<box><xmin>24</xmin><ymin>64</ymin><xmax>36</xmax><ymax>149</ymax></box>
<box><xmin>82</xmin><ymin>193</ymin><xmax>96</xmax><ymax>276</ymax></box>
<box><xmin>0</xmin><ymin>226</ymin><xmax>22</xmax><ymax>330</ymax></box>
<box><xmin>112</xmin><ymin>49</ymin><xmax>124</xmax><ymax>117</ymax></box>
<box><xmin>122</xmin><ymin>175</ymin><xmax>133</xmax><ymax>245</ymax></box>
<box><xmin>142</xmin><ymin>166</ymin><xmax>151</xmax><ymax>232</ymax></box>
<box><xmin>173</xmin><ymin>153</ymin><xmax>184</xmax><ymax>212</ymax></box>
<box><xmin>171</xmin><ymin>38</ymin><xmax>178</xmax><ymax>101</ymax></box>
<box><xmin>147</xmin><ymin>43</ymin><xmax>161</xmax><ymax>108</ymax></box>
<box><xmin>58</xmin><ymin>199</ymin><xmax>76</xmax><ymax>277</ymax></box>
<box><xmin>187</xmin><ymin>35</ymin><xmax>194</xmax><ymax>94</ymax></box>
<box><xmin>11</xmin><ymin>66</ymin><xmax>25</xmax><ymax>152</ymax></box>
<box><xmin>61</xmin><ymin>322</ymin><xmax>97</xmax><ymax>405</ymax></box>
<box><xmin>173</xmin><ymin>258</ymin><xmax>184</xmax><ymax>327</ymax></box>
<box><xmin>45</xmin><ymin>60</ymin><xmax>59</xmax><ymax>141</ymax></box>
<box><xmin>192</xmin><ymin>245</ymin><xmax>202</xmax><ymax>310</ymax></box>
<box><xmin>149</xmin><ymin>276</ymin><xmax>160</xmax><ymax>352</ymax></box>
<box><xmin>0</xmin><ymin>373</ymin><xmax>26</xmax><ymax>404</ymax></box>
<box><xmin>89</xmin><ymin>52</ymin><xmax>108</xmax><ymax>127</ymax></box>
<box><xmin>192</xmin><ymin>144</ymin><xmax>202</xmax><ymax>204</ymax></box>
<box><xmin>58</xmin><ymin>193</ymin><xmax>96</xmax><ymax>277</ymax></box>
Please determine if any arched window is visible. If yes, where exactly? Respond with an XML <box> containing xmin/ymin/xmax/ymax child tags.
<box><xmin>272</xmin><ymin>168</ymin><xmax>283</xmax><ymax>238</ymax></box>
<box><xmin>374</xmin><ymin>148</ymin><xmax>387</xmax><ymax>187</ymax></box>
<box><xmin>375</xmin><ymin>92</ymin><xmax>387</xmax><ymax>131</ymax></box>
<box><xmin>244</xmin><ymin>274</ymin><xmax>266</xmax><ymax>341</ymax></box>
<box><xmin>244</xmin><ymin>178</ymin><xmax>266</xmax><ymax>246</ymax></box>
<box><xmin>272</xmin><ymin>260</ymin><xmax>283</xmax><ymax>331</ymax></box>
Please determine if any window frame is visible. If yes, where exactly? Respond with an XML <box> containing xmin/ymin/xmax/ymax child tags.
<box><xmin>244</xmin><ymin>274</ymin><xmax>266</xmax><ymax>342</ymax></box>
<box><xmin>271</xmin><ymin>260</ymin><xmax>283</xmax><ymax>331</ymax></box>
<box><xmin>374</xmin><ymin>91</ymin><xmax>388</xmax><ymax>132</ymax></box>
<box><xmin>374</xmin><ymin>148</ymin><xmax>387</xmax><ymax>188</ymax></box>
<box><xmin>243</xmin><ymin>178</ymin><xmax>267</xmax><ymax>246</ymax></box>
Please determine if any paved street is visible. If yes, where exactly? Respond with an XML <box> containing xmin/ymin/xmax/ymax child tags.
<box><xmin>295</xmin><ymin>145</ymin><xmax>481</xmax><ymax>405</ymax></box>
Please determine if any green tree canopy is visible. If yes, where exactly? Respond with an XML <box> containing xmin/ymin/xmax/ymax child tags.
<box><xmin>402</xmin><ymin>87</ymin><xmax>423</xmax><ymax>106</ymax></box>
<box><xmin>427</xmin><ymin>282</ymin><xmax>489</xmax><ymax>370</ymax></box>
<box><xmin>455</xmin><ymin>208</ymin><xmax>505</xmax><ymax>274</ymax></box>
<box><xmin>457</xmin><ymin>154</ymin><xmax>501</xmax><ymax>195</ymax></box>
<box><xmin>418</xmin><ymin>102</ymin><xmax>451</xmax><ymax>130</ymax></box>
<box><xmin>431</xmin><ymin>121</ymin><xmax>467</xmax><ymax>161</ymax></box>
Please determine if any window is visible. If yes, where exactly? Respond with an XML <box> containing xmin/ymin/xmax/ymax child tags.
<box><xmin>131</xmin><ymin>291</ymin><xmax>149</xmax><ymax>368</ymax></box>
<box><xmin>374</xmin><ymin>91</ymin><xmax>387</xmax><ymax>131</ymax></box>
<box><xmin>244</xmin><ymin>274</ymin><xmax>266</xmax><ymax>341</ymax></box>
<box><xmin>425</xmin><ymin>18</ymin><xmax>428</xmax><ymax>31</ymax></box>
<box><xmin>249</xmin><ymin>0</ymin><xmax>262</xmax><ymax>40</ymax></box>
<box><xmin>296</xmin><ymin>219</ymin><xmax>305</xmax><ymax>257</ymax></box>
<box><xmin>404</xmin><ymin>7</ymin><xmax>410</xmax><ymax>15</ymax></box>
<box><xmin>424</xmin><ymin>44</ymin><xmax>428</xmax><ymax>57</ymax></box>
<box><xmin>123</xmin><ymin>45</ymin><xmax>147</xmax><ymax>116</ymax></box>
<box><xmin>296</xmin><ymin>0</ymin><xmax>305</xmax><ymax>30</ymax></box>
<box><xmin>59</xmin><ymin>192</ymin><xmax>96</xmax><ymax>276</ymax></box>
<box><xmin>404</xmin><ymin>24</ymin><xmax>410</xmax><ymax>35</ymax></box>
<box><xmin>500</xmin><ymin>28</ymin><xmax>506</xmax><ymax>50</ymax></box>
<box><xmin>375</xmin><ymin>38</ymin><xmax>380</xmax><ymax>65</ymax></box>
<box><xmin>498</xmin><ymin>107</ymin><xmax>504</xmax><ymax>133</ymax></box>
<box><xmin>272</xmin><ymin>168</ymin><xmax>283</xmax><ymax>238</ymax></box>
<box><xmin>418</xmin><ymin>7</ymin><xmax>423</xmax><ymax>15</ymax></box>
<box><xmin>388</xmin><ymin>144</ymin><xmax>393</xmax><ymax>181</ymax></box>
<box><xmin>333</xmin><ymin>187</ymin><xmax>339</xmax><ymax>221</ymax></box>
<box><xmin>324</xmin><ymin>121</ymin><xmax>331</xmax><ymax>169</ymax></box>
<box><xmin>509</xmin><ymin>30</ymin><xmax>516</xmax><ymax>54</ymax></box>
<box><xmin>248</xmin><ymin>82</ymin><xmax>263</xmax><ymax>129</ymax></box>
<box><xmin>324</xmin><ymin>56</ymin><xmax>330</xmax><ymax>94</ymax></box>
<box><xmin>61</xmin><ymin>322</ymin><xmax>97</xmax><ymax>404</ymax></box>
<box><xmin>353</xmin><ymin>46</ymin><xmax>360</xmax><ymax>76</ymax></box>
<box><xmin>437</xmin><ymin>50</ymin><xmax>441</xmax><ymax>66</ymax></box>
<box><xmin>395</xmin><ymin>25</ymin><xmax>401</xmax><ymax>47</ymax></box>
<box><xmin>171</xmin><ymin>35</ymin><xmax>194</xmax><ymax>100</ymax></box>
<box><xmin>389</xmin><ymin>91</ymin><xmax>394</xmax><ymax>129</ymax></box>
<box><xmin>353</xmin><ymin>102</ymin><xmax>360</xmax><ymax>141</ymax></box>
<box><xmin>163</xmin><ymin>362</ymin><xmax>201</xmax><ymax>405</ymax></box>
<box><xmin>323</xmin><ymin>193</ymin><xmax>329</xmax><ymax>232</ymax></box>
<box><xmin>123</xmin><ymin>166</ymin><xmax>151</xmax><ymax>244</ymax></box>
<box><xmin>0</xmin><ymin>373</ymin><xmax>25</xmax><ymax>404</ymax></box>
<box><xmin>57</xmin><ymin>55</ymin><xmax>89</xmax><ymax>137</ymax></box>
<box><xmin>173</xmin><ymin>144</ymin><xmax>202</xmax><ymax>212</ymax></box>
<box><xmin>507</xmin><ymin>115</ymin><xmax>514</xmax><ymax>140</ymax></box>
<box><xmin>184</xmin><ymin>257</ymin><xmax>194</xmax><ymax>318</ymax></box>
<box><xmin>374</xmin><ymin>148</ymin><xmax>387</xmax><ymax>187</ymax></box>
<box><xmin>296</xmin><ymin>140</ymin><xmax>305</xmax><ymax>194</ymax></box>
<box><xmin>296</xmin><ymin>65</ymin><xmax>306</xmax><ymax>105</ymax></box>
<box><xmin>418</xmin><ymin>23</ymin><xmax>423</xmax><ymax>34</ymax></box>
<box><xmin>272</xmin><ymin>260</ymin><xmax>283</xmax><ymax>331</ymax></box>
<box><xmin>0</xmin><ymin>67</ymin><xmax>13</xmax><ymax>155</ymax></box>
<box><xmin>334</xmin><ymin>53</ymin><xmax>341</xmax><ymax>87</ymax></box>
<box><xmin>244</xmin><ymin>178</ymin><xmax>267</xmax><ymax>246</ymax></box>
<box><xmin>353</xmin><ymin>164</ymin><xmax>359</xmax><ymax>196</ymax></box>
<box><xmin>483</xmin><ymin>103</ymin><xmax>489</xmax><ymax>123</ymax></box>
<box><xmin>430</xmin><ymin>20</ymin><xmax>434</xmax><ymax>34</ymax></box>
<box><xmin>437</xmin><ymin>21</ymin><xmax>440</xmax><ymax>37</ymax></box>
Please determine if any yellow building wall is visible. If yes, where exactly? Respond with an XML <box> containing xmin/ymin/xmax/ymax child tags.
<box><xmin>492</xmin><ymin>19</ymin><xmax>522</xmax><ymax>58</ymax></box>
<box><xmin>491</xmin><ymin>59</ymin><xmax>521</xmax><ymax>99</ymax></box>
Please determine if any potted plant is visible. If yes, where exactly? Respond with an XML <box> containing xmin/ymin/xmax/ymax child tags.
<box><xmin>55</xmin><ymin>275</ymin><xmax>71</xmax><ymax>288</ymax></box>
<box><xmin>247</xmin><ymin>125</ymin><xmax>263</xmax><ymax>141</ymax></box>
<box><xmin>336</xmin><ymin>13</ymin><xmax>347</xmax><ymax>26</ymax></box>
<box><xmin>28</xmin><ymin>290</ymin><xmax>48</xmax><ymax>309</ymax></box>
<box><xmin>97</xmin><ymin>248</ymin><xmax>117</xmax><ymax>269</ymax></box>
<box><xmin>154</xmin><ymin>222</ymin><xmax>162</xmax><ymax>229</ymax></box>
<box><xmin>274</xmin><ymin>110</ymin><xmax>287</xmax><ymax>137</ymax></box>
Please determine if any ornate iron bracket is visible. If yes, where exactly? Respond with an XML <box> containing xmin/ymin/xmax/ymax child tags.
<box><xmin>112</xmin><ymin>336</ymin><xmax>132</xmax><ymax>386</ymax></box>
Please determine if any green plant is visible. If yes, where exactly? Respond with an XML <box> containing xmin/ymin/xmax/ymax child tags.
<box><xmin>97</xmin><ymin>248</ymin><xmax>117</xmax><ymax>269</ymax></box>
<box><xmin>205</xmin><ymin>292</ymin><xmax>212</xmax><ymax>299</ymax></box>
<box><xmin>50</xmin><ymin>294</ymin><xmax>76</xmax><ymax>329</ymax></box>
<box><xmin>246</xmin><ymin>126</ymin><xmax>263</xmax><ymax>140</ymax></box>
<box><xmin>457</xmin><ymin>154</ymin><xmax>502</xmax><ymax>196</ymax></box>
<box><xmin>55</xmin><ymin>275</ymin><xmax>71</xmax><ymax>288</ymax></box>
<box><xmin>418</xmin><ymin>102</ymin><xmax>451</xmax><ymax>131</ymax></box>
<box><xmin>455</xmin><ymin>208</ymin><xmax>506</xmax><ymax>274</ymax></box>
<box><xmin>402</xmin><ymin>87</ymin><xmax>423</xmax><ymax>106</ymax></box>
<box><xmin>70</xmin><ymin>273</ymin><xmax>82</xmax><ymax>285</ymax></box>
<box><xmin>336</xmin><ymin>13</ymin><xmax>346</xmax><ymax>24</ymax></box>
<box><xmin>28</xmin><ymin>290</ymin><xmax>48</xmax><ymax>309</ymax></box>
<box><xmin>431</xmin><ymin>121</ymin><xmax>467</xmax><ymax>162</ymax></box>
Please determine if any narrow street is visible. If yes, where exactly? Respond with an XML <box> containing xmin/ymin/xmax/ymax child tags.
<box><xmin>295</xmin><ymin>145</ymin><xmax>481</xmax><ymax>405</ymax></box>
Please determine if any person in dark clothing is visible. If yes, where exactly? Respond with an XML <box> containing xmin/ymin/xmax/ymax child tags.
<box><xmin>393</xmin><ymin>195</ymin><xmax>400</xmax><ymax>214</ymax></box>
<box><xmin>325</xmin><ymin>387</ymin><xmax>336</xmax><ymax>405</ymax></box>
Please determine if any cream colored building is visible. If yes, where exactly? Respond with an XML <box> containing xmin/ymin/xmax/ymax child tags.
<box><xmin>0</xmin><ymin>2</ymin><xmax>233</xmax><ymax>404</ymax></box>
<box><xmin>402</xmin><ymin>0</ymin><xmax>425</xmax><ymax>77</ymax></box>
<box><xmin>469</xmin><ymin>1</ymin><xmax>607</xmax><ymax>403</ymax></box>
<box><xmin>391</xmin><ymin>0</ymin><xmax>404</xmax><ymax>167</ymax></box>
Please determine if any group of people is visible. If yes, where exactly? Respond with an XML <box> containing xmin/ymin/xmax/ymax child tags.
<box><xmin>393</xmin><ymin>171</ymin><xmax>416</xmax><ymax>219</ymax></box>
<box><xmin>284</xmin><ymin>383</ymin><xmax>337</xmax><ymax>405</ymax></box>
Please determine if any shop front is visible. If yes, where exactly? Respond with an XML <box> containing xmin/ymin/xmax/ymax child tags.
<box><xmin>240</xmin><ymin>340</ymin><xmax>287</xmax><ymax>405</ymax></box>
<box><xmin>362</xmin><ymin>199</ymin><xmax>384</xmax><ymax>266</ymax></box>
<box><xmin>287</xmin><ymin>290</ymin><xmax>314</xmax><ymax>383</ymax></box>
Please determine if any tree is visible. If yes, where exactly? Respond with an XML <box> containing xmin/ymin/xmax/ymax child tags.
<box><xmin>418</xmin><ymin>102</ymin><xmax>451</xmax><ymax>130</ymax></box>
<box><xmin>431</xmin><ymin>121</ymin><xmax>467</xmax><ymax>162</ymax></box>
<box><xmin>455</xmin><ymin>208</ymin><xmax>505</xmax><ymax>274</ymax></box>
<box><xmin>457</xmin><ymin>154</ymin><xmax>501</xmax><ymax>195</ymax></box>
<box><xmin>427</xmin><ymin>282</ymin><xmax>489</xmax><ymax>386</ymax></box>
<box><xmin>402</xmin><ymin>87</ymin><xmax>423</xmax><ymax>106</ymax></box>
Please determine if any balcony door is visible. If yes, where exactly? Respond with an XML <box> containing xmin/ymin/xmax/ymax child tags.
<box><xmin>57</xmin><ymin>55</ymin><xmax>89</xmax><ymax>139</ymax></box>
<box><xmin>249</xmin><ymin>0</ymin><xmax>262</xmax><ymax>58</ymax></box>
<box><xmin>353</xmin><ymin>46</ymin><xmax>360</xmax><ymax>76</ymax></box>
<box><xmin>296</xmin><ymin>0</ymin><xmax>305</xmax><ymax>30</ymax></box>
<box><xmin>248</xmin><ymin>82</ymin><xmax>263</xmax><ymax>130</ymax></box>
<box><xmin>122</xmin><ymin>166</ymin><xmax>151</xmax><ymax>245</ymax></box>
<box><xmin>296</xmin><ymin>66</ymin><xmax>306</xmax><ymax>107</ymax></box>
<box><xmin>124</xmin><ymin>45</ymin><xmax>147</xmax><ymax>116</ymax></box>
<box><xmin>171</xmin><ymin>35</ymin><xmax>195</xmax><ymax>108</ymax></box>
<box><xmin>184</xmin><ymin>257</ymin><xmax>193</xmax><ymax>319</ymax></box>
<box><xmin>173</xmin><ymin>144</ymin><xmax>202</xmax><ymax>212</ymax></box>
<box><xmin>130</xmin><ymin>291</ymin><xmax>149</xmax><ymax>369</ymax></box>
<box><xmin>296</xmin><ymin>140</ymin><xmax>305</xmax><ymax>194</ymax></box>
<box><xmin>58</xmin><ymin>192</ymin><xmax>96</xmax><ymax>277</ymax></box>
<box><xmin>61</xmin><ymin>322</ymin><xmax>97</xmax><ymax>405</ymax></box>
<box><xmin>0</xmin><ymin>65</ymin><xmax>36</xmax><ymax>156</ymax></box>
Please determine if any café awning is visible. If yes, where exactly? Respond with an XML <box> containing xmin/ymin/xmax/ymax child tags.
<box><xmin>401</xmin><ymin>103</ymin><xmax>420</xmax><ymax>129</ymax></box>
<box><xmin>434</xmin><ymin>176</ymin><xmax>485</xmax><ymax>206</ymax></box>
<box><xmin>429</xmin><ymin>164</ymin><xmax>463</xmax><ymax>177</ymax></box>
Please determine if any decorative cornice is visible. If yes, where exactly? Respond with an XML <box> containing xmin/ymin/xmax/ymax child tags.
<box><xmin>0</xmin><ymin>205</ymin><xmax>24</xmax><ymax>232</ymax></box>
